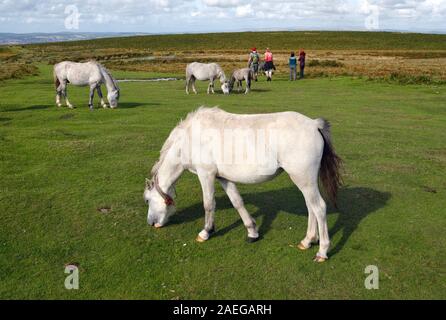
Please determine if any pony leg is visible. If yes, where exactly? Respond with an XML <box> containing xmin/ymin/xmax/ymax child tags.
<box><xmin>245</xmin><ymin>76</ymin><xmax>250</xmax><ymax>94</ymax></box>
<box><xmin>196</xmin><ymin>171</ymin><xmax>216</xmax><ymax>242</ymax></box>
<box><xmin>56</xmin><ymin>85</ymin><xmax>63</xmax><ymax>107</ymax></box>
<box><xmin>56</xmin><ymin>80</ymin><xmax>64</xmax><ymax>107</ymax></box>
<box><xmin>219</xmin><ymin>179</ymin><xmax>259</xmax><ymax>241</ymax></box>
<box><xmin>88</xmin><ymin>85</ymin><xmax>96</xmax><ymax>110</ymax></box>
<box><xmin>290</xmin><ymin>175</ymin><xmax>329</xmax><ymax>262</ymax></box>
<box><xmin>61</xmin><ymin>83</ymin><xmax>74</xmax><ymax>109</ymax></box>
<box><xmin>186</xmin><ymin>78</ymin><xmax>190</xmax><ymax>95</ymax></box>
<box><xmin>192</xmin><ymin>79</ymin><xmax>197</xmax><ymax>94</ymax></box>
<box><xmin>97</xmin><ymin>86</ymin><xmax>107</xmax><ymax>108</ymax></box>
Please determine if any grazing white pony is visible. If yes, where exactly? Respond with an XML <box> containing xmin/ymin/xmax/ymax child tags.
<box><xmin>144</xmin><ymin>107</ymin><xmax>342</xmax><ymax>262</ymax></box>
<box><xmin>229</xmin><ymin>68</ymin><xmax>254</xmax><ymax>94</ymax></box>
<box><xmin>186</xmin><ymin>62</ymin><xmax>230</xmax><ymax>95</ymax></box>
<box><xmin>53</xmin><ymin>61</ymin><xmax>120</xmax><ymax>109</ymax></box>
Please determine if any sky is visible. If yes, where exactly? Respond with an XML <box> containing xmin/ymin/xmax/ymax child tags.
<box><xmin>0</xmin><ymin>0</ymin><xmax>445</xmax><ymax>34</ymax></box>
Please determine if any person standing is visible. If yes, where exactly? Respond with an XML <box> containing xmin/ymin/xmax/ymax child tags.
<box><xmin>248</xmin><ymin>48</ymin><xmax>260</xmax><ymax>81</ymax></box>
<box><xmin>298</xmin><ymin>49</ymin><xmax>306</xmax><ymax>79</ymax></box>
<box><xmin>264</xmin><ymin>47</ymin><xmax>274</xmax><ymax>81</ymax></box>
<box><xmin>289</xmin><ymin>51</ymin><xmax>297</xmax><ymax>81</ymax></box>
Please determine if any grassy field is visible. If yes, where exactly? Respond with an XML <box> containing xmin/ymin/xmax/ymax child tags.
<box><xmin>2</xmin><ymin>31</ymin><xmax>446</xmax><ymax>83</ymax></box>
<box><xmin>0</xmin><ymin>62</ymin><xmax>445</xmax><ymax>299</ymax></box>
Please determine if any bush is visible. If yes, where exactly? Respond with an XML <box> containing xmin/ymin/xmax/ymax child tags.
<box><xmin>0</xmin><ymin>63</ymin><xmax>39</xmax><ymax>81</ymax></box>
<box><xmin>386</xmin><ymin>72</ymin><xmax>443</xmax><ymax>85</ymax></box>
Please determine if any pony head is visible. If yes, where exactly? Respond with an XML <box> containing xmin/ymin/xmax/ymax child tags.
<box><xmin>108</xmin><ymin>89</ymin><xmax>120</xmax><ymax>109</ymax></box>
<box><xmin>221</xmin><ymin>81</ymin><xmax>230</xmax><ymax>95</ymax></box>
<box><xmin>217</xmin><ymin>71</ymin><xmax>230</xmax><ymax>95</ymax></box>
<box><xmin>144</xmin><ymin>178</ymin><xmax>176</xmax><ymax>228</ymax></box>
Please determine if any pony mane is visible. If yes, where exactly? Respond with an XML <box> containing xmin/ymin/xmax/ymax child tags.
<box><xmin>150</xmin><ymin>106</ymin><xmax>224</xmax><ymax>177</ymax></box>
<box><xmin>93</xmin><ymin>61</ymin><xmax>119</xmax><ymax>91</ymax></box>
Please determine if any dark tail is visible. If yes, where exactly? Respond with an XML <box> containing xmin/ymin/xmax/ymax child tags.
<box><xmin>317</xmin><ymin>119</ymin><xmax>343</xmax><ymax>208</ymax></box>
<box><xmin>53</xmin><ymin>67</ymin><xmax>60</xmax><ymax>89</ymax></box>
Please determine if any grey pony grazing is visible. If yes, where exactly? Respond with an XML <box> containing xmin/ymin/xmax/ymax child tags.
<box><xmin>53</xmin><ymin>61</ymin><xmax>120</xmax><ymax>110</ymax></box>
<box><xmin>185</xmin><ymin>62</ymin><xmax>230</xmax><ymax>95</ymax></box>
<box><xmin>229</xmin><ymin>68</ymin><xmax>254</xmax><ymax>94</ymax></box>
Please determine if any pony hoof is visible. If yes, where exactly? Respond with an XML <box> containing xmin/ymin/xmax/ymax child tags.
<box><xmin>246</xmin><ymin>237</ymin><xmax>259</xmax><ymax>243</ymax></box>
<box><xmin>196</xmin><ymin>235</ymin><xmax>206</xmax><ymax>243</ymax></box>
<box><xmin>297</xmin><ymin>242</ymin><xmax>310</xmax><ymax>251</ymax></box>
<box><xmin>313</xmin><ymin>256</ymin><xmax>327</xmax><ymax>263</ymax></box>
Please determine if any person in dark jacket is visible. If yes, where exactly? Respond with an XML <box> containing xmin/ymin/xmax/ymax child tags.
<box><xmin>289</xmin><ymin>51</ymin><xmax>297</xmax><ymax>81</ymax></box>
<box><xmin>298</xmin><ymin>49</ymin><xmax>306</xmax><ymax>79</ymax></box>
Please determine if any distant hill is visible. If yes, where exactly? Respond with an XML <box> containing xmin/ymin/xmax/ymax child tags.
<box><xmin>0</xmin><ymin>32</ymin><xmax>149</xmax><ymax>45</ymax></box>
<box><xmin>28</xmin><ymin>31</ymin><xmax>446</xmax><ymax>51</ymax></box>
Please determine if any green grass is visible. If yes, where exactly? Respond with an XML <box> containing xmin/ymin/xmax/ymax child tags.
<box><xmin>0</xmin><ymin>65</ymin><xmax>445</xmax><ymax>299</ymax></box>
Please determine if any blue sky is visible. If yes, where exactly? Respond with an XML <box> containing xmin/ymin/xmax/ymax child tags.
<box><xmin>0</xmin><ymin>0</ymin><xmax>445</xmax><ymax>34</ymax></box>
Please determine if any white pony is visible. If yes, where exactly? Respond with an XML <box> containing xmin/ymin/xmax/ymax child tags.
<box><xmin>144</xmin><ymin>107</ymin><xmax>342</xmax><ymax>262</ymax></box>
<box><xmin>53</xmin><ymin>61</ymin><xmax>120</xmax><ymax>109</ymax></box>
<box><xmin>186</xmin><ymin>62</ymin><xmax>230</xmax><ymax>95</ymax></box>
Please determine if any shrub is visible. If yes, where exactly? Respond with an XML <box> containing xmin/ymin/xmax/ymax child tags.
<box><xmin>0</xmin><ymin>63</ymin><xmax>39</xmax><ymax>81</ymax></box>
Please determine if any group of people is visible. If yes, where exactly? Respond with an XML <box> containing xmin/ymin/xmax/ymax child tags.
<box><xmin>247</xmin><ymin>47</ymin><xmax>306</xmax><ymax>81</ymax></box>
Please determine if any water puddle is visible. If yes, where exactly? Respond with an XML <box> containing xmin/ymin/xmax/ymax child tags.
<box><xmin>117</xmin><ymin>78</ymin><xmax>180</xmax><ymax>83</ymax></box>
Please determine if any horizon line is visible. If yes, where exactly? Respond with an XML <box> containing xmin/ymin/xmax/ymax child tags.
<box><xmin>1</xmin><ymin>28</ymin><xmax>446</xmax><ymax>36</ymax></box>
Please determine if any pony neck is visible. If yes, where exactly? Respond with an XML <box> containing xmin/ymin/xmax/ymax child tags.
<box><xmin>100</xmin><ymin>67</ymin><xmax>117</xmax><ymax>92</ymax></box>
<box><xmin>155</xmin><ymin>145</ymin><xmax>184</xmax><ymax>193</ymax></box>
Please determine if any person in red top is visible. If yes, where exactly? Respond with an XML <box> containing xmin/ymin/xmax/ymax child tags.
<box><xmin>263</xmin><ymin>48</ymin><xmax>275</xmax><ymax>81</ymax></box>
<box><xmin>298</xmin><ymin>49</ymin><xmax>306</xmax><ymax>79</ymax></box>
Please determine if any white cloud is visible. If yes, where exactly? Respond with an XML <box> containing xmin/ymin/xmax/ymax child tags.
<box><xmin>203</xmin><ymin>0</ymin><xmax>242</xmax><ymax>8</ymax></box>
<box><xmin>0</xmin><ymin>0</ymin><xmax>445</xmax><ymax>33</ymax></box>
<box><xmin>235</xmin><ymin>4</ymin><xmax>253</xmax><ymax>17</ymax></box>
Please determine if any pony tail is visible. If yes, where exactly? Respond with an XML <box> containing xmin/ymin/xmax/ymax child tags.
<box><xmin>317</xmin><ymin>119</ymin><xmax>343</xmax><ymax>208</ymax></box>
<box><xmin>53</xmin><ymin>67</ymin><xmax>60</xmax><ymax>89</ymax></box>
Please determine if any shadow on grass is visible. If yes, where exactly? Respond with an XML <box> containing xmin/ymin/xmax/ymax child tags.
<box><xmin>118</xmin><ymin>102</ymin><xmax>160</xmax><ymax>109</ymax></box>
<box><xmin>171</xmin><ymin>185</ymin><xmax>390</xmax><ymax>256</ymax></box>
<box><xmin>229</xmin><ymin>88</ymin><xmax>271</xmax><ymax>94</ymax></box>
<box><xmin>1</xmin><ymin>105</ymin><xmax>51</xmax><ymax>112</ymax></box>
